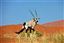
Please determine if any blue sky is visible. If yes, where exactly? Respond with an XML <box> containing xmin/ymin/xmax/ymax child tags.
<box><xmin>0</xmin><ymin>0</ymin><xmax>64</xmax><ymax>26</ymax></box>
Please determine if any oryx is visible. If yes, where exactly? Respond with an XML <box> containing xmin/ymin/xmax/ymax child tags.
<box><xmin>15</xmin><ymin>10</ymin><xmax>40</xmax><ymax>34</ymax></box>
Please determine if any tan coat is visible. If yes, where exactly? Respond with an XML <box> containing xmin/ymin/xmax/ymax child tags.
<box><xmin>24</xmin><ymin>19</ymin><xmax>36</xmax><ymax>29</ymax></box>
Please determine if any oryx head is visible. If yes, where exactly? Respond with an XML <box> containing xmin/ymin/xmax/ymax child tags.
<box><xmin>29</xmin><ymin>9</ymin><xmax>40</xmax><ymax>24</ymax></box>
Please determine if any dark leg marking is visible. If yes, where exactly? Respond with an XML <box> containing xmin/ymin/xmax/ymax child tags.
<box><xmin>32</xmin><ymin>29</ymin><xmax>35</xmax><ymax>32</ymax></box>
<box><xmin>15</xmin><ymin>28</ymin><xmax>25</xmax><ymax>34</ymax></box>
<box><xmin>26</xmin><ymin>28</ymin><xmax>29</xmax><ymax>33</ymax></box>
<box><xmin>30</xmin><ymin>28</ymin><xmax>31</xmax><ymax>33</ymax></box>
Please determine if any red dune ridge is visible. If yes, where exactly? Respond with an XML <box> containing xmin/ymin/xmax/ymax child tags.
<box><xmin>0</xmin><ymin>20</ymin><xmax>64</xmax><ymax>35</ymax></box>
<box><xmin>0</xmin><ymin>20</ymin><xmax>64</xmax><ymax>43</ymax></box>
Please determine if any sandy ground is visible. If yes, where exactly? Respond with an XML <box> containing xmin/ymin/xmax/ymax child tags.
<box><xmin>0</xmin><ymin>20</ymin><xmax>64</xmax><ymax>43</ymax></box>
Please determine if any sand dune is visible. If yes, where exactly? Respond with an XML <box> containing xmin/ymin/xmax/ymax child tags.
<box><xmin>0</xmin><ymin>20</ymin><xmax>64</xmax><ymax>35</ymax></box>
<box><xmin>0</xmin><ymin>20</ymin><xmax>64</xmax><ymax>43</ymax></box>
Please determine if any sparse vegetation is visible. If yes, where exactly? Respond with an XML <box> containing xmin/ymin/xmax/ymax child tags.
<box><xmin>1</xmin><ymin>28</ymin><xmax>64</xmax><ymax>43</ymax></box>
<box><xmin>15</xmin><ymin>30</ymin><xmax>64</xmax><ymax>43</ymax></box>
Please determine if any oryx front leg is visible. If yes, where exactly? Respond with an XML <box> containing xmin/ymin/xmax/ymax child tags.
<box><xmin>25</xmin><ymin>25</ymin><xmax>28</xmax><ymax>33</ymax></box>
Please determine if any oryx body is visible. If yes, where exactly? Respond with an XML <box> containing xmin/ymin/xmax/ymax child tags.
<box><xmin>15</xmin><ymin>10</ymin><xmax>39</xmax><ymax>34</ymax></box>
<box><xmin>23</xmin><ymin>18</ymin><xmax>38</xmax><ymax>29</ymax></box>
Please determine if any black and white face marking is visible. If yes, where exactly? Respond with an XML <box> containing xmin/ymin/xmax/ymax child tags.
<box><xmin>33</xmin><ymin>18</ymin><xmax>38</xmax><ymax>23</ymax></box>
